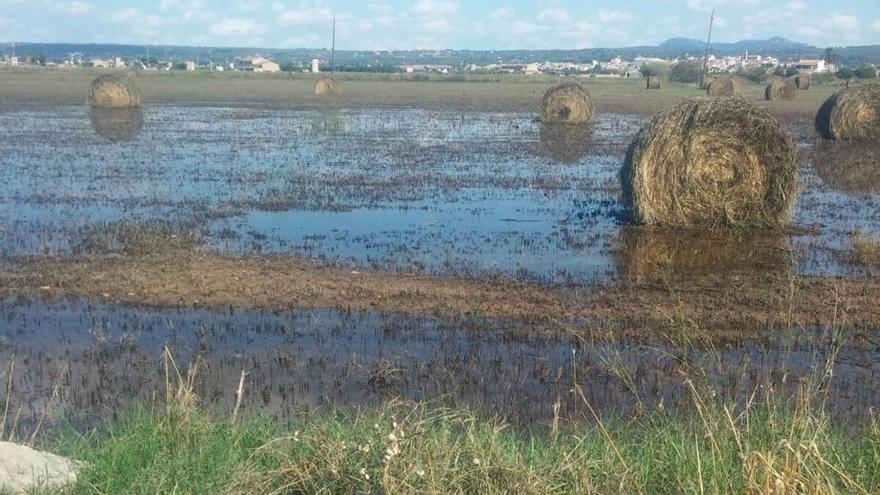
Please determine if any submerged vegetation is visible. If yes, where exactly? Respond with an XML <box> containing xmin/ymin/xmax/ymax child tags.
<box><xmin>28</xmin><ymin>334</ymin><xmax>880</xmax><ymax>494</ymax></box>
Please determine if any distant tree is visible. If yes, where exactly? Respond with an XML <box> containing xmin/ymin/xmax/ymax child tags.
<box><xmin>772</xmin><ymin>67</ymin><xmax>785</xmax><ymax>77</ymax></box>
<box><xmin>669</xmin><ymin>60</ymin><xmax>703</xmax><ymax>83</ymax></box>
<box><xmin>736</xmin><ymin>66</ymin><xmax>768</xmax><ymax>83</ymax></box>
<box><xmin>836</xmin><ymin>67</ymin><xmax>854</xmax><ymax>79</ymax></box>
<box><xmin>640</xmin><ymin>62</ymin><xmax>670</xmax><ymax>79</ymax></box>
<box><xmin>823</xmin><ymin>48</ymin><xmax>840</xmax><ymax>66</ymax></box>
<box><xmin>853</xmin><ymin>65</ymin><xmax>877</xmax><ymax>79</ymax></box>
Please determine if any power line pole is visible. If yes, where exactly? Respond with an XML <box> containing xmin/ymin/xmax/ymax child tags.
<box><xmin>330</xmin><ymin>15</ymin><xmax>336</xmax><ymax>72</ymax></box>
<box><xmin>700</xmin><ymin>10</ymin><xmax>714</xmax><ymax>89</ymax></box>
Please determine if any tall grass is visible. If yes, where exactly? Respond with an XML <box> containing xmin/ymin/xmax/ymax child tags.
<box><xmin>34</xmin><ymin>334</ymin><xmax>880</xmax><ymax>495</ymax></box>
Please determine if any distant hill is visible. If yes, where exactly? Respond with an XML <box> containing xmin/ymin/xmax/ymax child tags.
<box><xmin>2</xmin><ymin>37</ymin><xmax>877</xmax><ymax>67</ymax></box>
<box><xmin>659</xmin><ymin>36</ymin><xmax>818</xmax><ymax>57</ymax></box>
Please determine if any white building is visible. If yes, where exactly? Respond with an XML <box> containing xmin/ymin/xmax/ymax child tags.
<box><xmin>311</xmin><ymin>58</ymin><xmax>320</xmax><ymax>73</ymax></box>
<box><xmin>235</xmin><ymin>56</ymin><xmax>281</xmax><ymax>73</ymax></box>
<box><xmin>795</xmin><ymin>59</ymin><xmax>828</xmax><ymax>73</ymax></box>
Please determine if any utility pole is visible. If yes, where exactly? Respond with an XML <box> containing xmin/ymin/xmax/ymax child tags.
<box><xmin>700</xmin><ymin>10</ymin><xmax>714</xmax><ymax>89</ymax></box>
<box><xmin>330</xmin><ymin>15</ymin><xmax>336</xmax><ymax>72</ymax></box>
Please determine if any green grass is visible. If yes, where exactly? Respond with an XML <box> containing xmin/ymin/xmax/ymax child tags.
<box><xmin>33</xmin><ymin>381</ymin><xmax>880</xmax><ymax>495</ymax></box>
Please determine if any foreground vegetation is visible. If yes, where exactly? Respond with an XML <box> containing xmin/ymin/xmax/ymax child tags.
<box><xmin>14</xmin><ymin>344</ymin><xmax>873</xmax><ymax>495</ymax></box>
<box><xmin>40</xmin><ymin>398</ymin><xmax>880</xmax><ymax>494</ymax></box>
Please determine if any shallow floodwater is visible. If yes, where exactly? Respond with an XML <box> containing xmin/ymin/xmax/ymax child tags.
<box><xmin>1</xmin><ymin>104</ymin><xmax>878</xmax><ymax>282</ymax></box>
<box><xmin>1</xmin><ymin>299</ymin><xmax>878</xmax><ymax>431</ymax></box>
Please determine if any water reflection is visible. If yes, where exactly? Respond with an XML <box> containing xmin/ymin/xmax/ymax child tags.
<box><xmin>539</xmin><ymin>123</ymin><xmax>593</xmax><ymax>164</ymax></box>
<box><xmin>89</xmin><ymin>107</ymin><xmax>144</xmax><ymax>142</ymax></box>
<box><xmin>615</xmin><ymin>226</ymin><xmax>791</xmax><ymax>285</ymax></box>
<box><xmin>814</xmin><ymin>140</ymin><xmax>880</xmax><ymax>196</ymax></box>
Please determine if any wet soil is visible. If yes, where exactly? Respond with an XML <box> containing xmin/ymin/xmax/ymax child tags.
<box><xmin>2</xmin><ymin>249</ymin><xmax>880</xmax><ymax>336</ymax></box>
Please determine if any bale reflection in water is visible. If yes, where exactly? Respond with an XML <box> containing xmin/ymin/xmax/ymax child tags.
<box><xmin>310</xmin><ymin>110</ymin><xmax>345</xmax><ymax>136</ymax></box>
<box><xmin>89</xmin><ymin>107</ymin><xmax>144</xmax><ymax>142</ymax></box>
<box><xmin>538</xmin><ymin>123</ymin><xmax>593</xmax><ymax>164</ymax></box>
<box><xmin>615</xmin><ymin>226</ymin><xmax>791</xmax><ymax>285</ymax></box>
<box><xmin>814</xmin><ymin>140</ymin><xmax>880</xmax><ymax>196</ymax></box>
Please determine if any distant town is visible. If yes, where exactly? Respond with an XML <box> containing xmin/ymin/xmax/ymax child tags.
<box><xmin>0</xmin><ymin>40</ymin><xmax>878</xmax><ymax>81</ymax></box>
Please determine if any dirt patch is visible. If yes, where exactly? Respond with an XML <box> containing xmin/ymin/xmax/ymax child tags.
<box><xmin>2</xmin><ymin>250</ymin><xmax>879</xmax><ymax>339</ymax></box>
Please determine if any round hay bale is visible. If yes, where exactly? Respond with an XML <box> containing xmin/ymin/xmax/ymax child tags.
<box><xmin>541</xmin><ymin>82</ymin><xmax>593</xmax><ymax>124</ymax></box>
<box><xmin>794</xmin><ymin>74</ymin><xmax>810</xmax><ymax>90</ymax></box>
<box><xmin>646</xmin><ymin>76</ymin><xmax>661</xmax><ymax>90</ymax></box>
<box><xmin>706</xmin><ymin>76</ymin><xmax>744</xmax><ymax>97</ymax></box>
<box><xmin>621</xmin><ymin>97</ymin><xmax>797</xmax><ymax>227</ymax></box>
<box><xmin>314</xmin><ymin>76</ymin><xmax>339</xmax><ymax>96</ymax></box>
<box><xmin>814</xmin><ymin>140</ymin><xmax>880</xmax><ymax>196</ymax></box>
<box><xmin>90</xmin><ymin>107</ymin><xmax>144</xmax><ymax>142</ymax></box>
<box><xmin>539</xmin><ymin>123</ymin><xmax>593</xmax><ymax>164</ymax></box>
<box><xmin>815</xmin><ymin>85</ymin><xmax>880</xmax><ymax>141</ymax></box>
<box><xmin>765</xmin><ymin>79</ymin><xmax>797</xmax><ymax>101</ymax></box>
<box><xmin>88</xmin><ymin>74</ymin><xmax>142</xmax><ymax>108</ymax></box>
<box><xmin>615</xmin><ymin>226</ymin><xmax>789</xmax><ymax>286</ymax></box>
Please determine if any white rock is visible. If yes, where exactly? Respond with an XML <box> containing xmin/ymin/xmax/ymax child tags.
<box><xmin>0</xmin><ymin>442</ymin><xmax>78</xmax><ymax>493</ymax></box>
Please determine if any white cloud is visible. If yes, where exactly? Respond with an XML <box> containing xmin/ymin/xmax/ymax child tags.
<box><xmin>688</xmin><ymin>0</ymin><xmax>757</xmax><ymax>12</ymax></box>
<box><xmin>49</xmin><ymin>1</ymin><xmax>93</xmax><ymax>16</ymax></box>
<box><xmin>275</xmin><ymin>5</ymin><xmax>333</xmax><ymax>26</ymax></box>
<box><xmin>413</xmin><ymin>0</ymin><xmax>459</xmax><ymax>17</ymax></box>
<box><xmin>233</xmin><ymin>0</ymin><xmax>262</xmax><ymax>11</ymax></box>
<box><xmin>597</xmin><ymin>10</ymin><xmax>630</xmax><ymax>24</ymax></box>
<box><xmin>536</xmin><ymin>8</ymin><xmax>569</xmax><ymax>25</ymax></box>
<box><xmin>786</xmin><ymin>1</ymin><xmax>808</xmax><ymax>13</ymax></box>
<box><xmin>873</xmin><ymin>19</ymin><xmax>880</xmax><ymax>33</ymax></box>
<box><xmin>209</xmin><ymin>17</ymin><xmax>257</xmax><ymax>36</ymax></box>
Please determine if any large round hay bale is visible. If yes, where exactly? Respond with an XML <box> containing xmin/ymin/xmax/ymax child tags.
<box><xmin>89</xmin><ymin>107</ymin><xmax>144</xmax><ymax>142</ymax></box>
<box><xmin>541</xmin><ymin>82</ymin><xmax>593</xmax><ymax>124</ymax></box>
<box><xmin>314</xmin><ymin>76</ymin><xmax>339</xmax><ymax>96</ymax></box>
<box><xmin>621</xmin><ymin>97</ymin><xmax>797</xmax><ymax>227</ymax></box>
<box><xmin>706</xmin><ymin>76</ymin><xmax>744</xmax><ymax>97</ymax></box>
<box><xmin>815</xmin><ymin>85</ymin><xmax>880</xmax><ymax>141</ymax></box>
<box><xmin>765</xmin><ymin>79</ymin><xmax>797</xmax><ymax>101</ymax></box>
<box><xmin>814</xmin><ymin>140</ymin><xmax>880</xmax><ymax>196</ymax></box>
<box><xmin>539</xmin><ymin>123</ymin><xmax>593</xmax><ymax>164</ymax></box>
<box><xmin>794</xmin><ymin>74</ymin><xmax>810</xmax><ymax>90</ymax></box>
<box><xmin>616</xmin><ymin>226</ymin><xmax>789</xmax><ymax>286</ymax></box>
<box><xmin>646</xmin><ymin>76</ymin><xmax>661</xmax><ymax>90</ymax></box>
<box><xmin>88</xmin><ymin>74</ymin><xmax>142</xmax><ymax>108</ymax></box>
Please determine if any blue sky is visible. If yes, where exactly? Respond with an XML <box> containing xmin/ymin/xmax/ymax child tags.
<box><xmin>0</xmin><ymin>0</ymin><xmax>879</xmax><ymax>49</ymax></box>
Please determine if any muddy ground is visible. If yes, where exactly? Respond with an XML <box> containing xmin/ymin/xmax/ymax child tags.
<box><xmin>3</xmin><ymin>249</ymin><xmax>879</xmax><ymax>339</ymax></box>
<box><xmin>0</xmin><ymin>68</ymin><xmax>838</xmax><ymax>117</ymax></box>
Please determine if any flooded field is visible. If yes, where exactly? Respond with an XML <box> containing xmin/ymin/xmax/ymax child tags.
<box><xmin>1</xmin><ymin>98</ymin><xmax>879</xmax><ymax>434</ymax></box>
<box><xmin>1</xmin><ymin>298</ymin><xmax>877</xmax><ymax>433</ymax></box>
<box><xmin>1</xmin><ymin>103</ymin><xmax>878</xmax><ymax>282</ymax></box>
